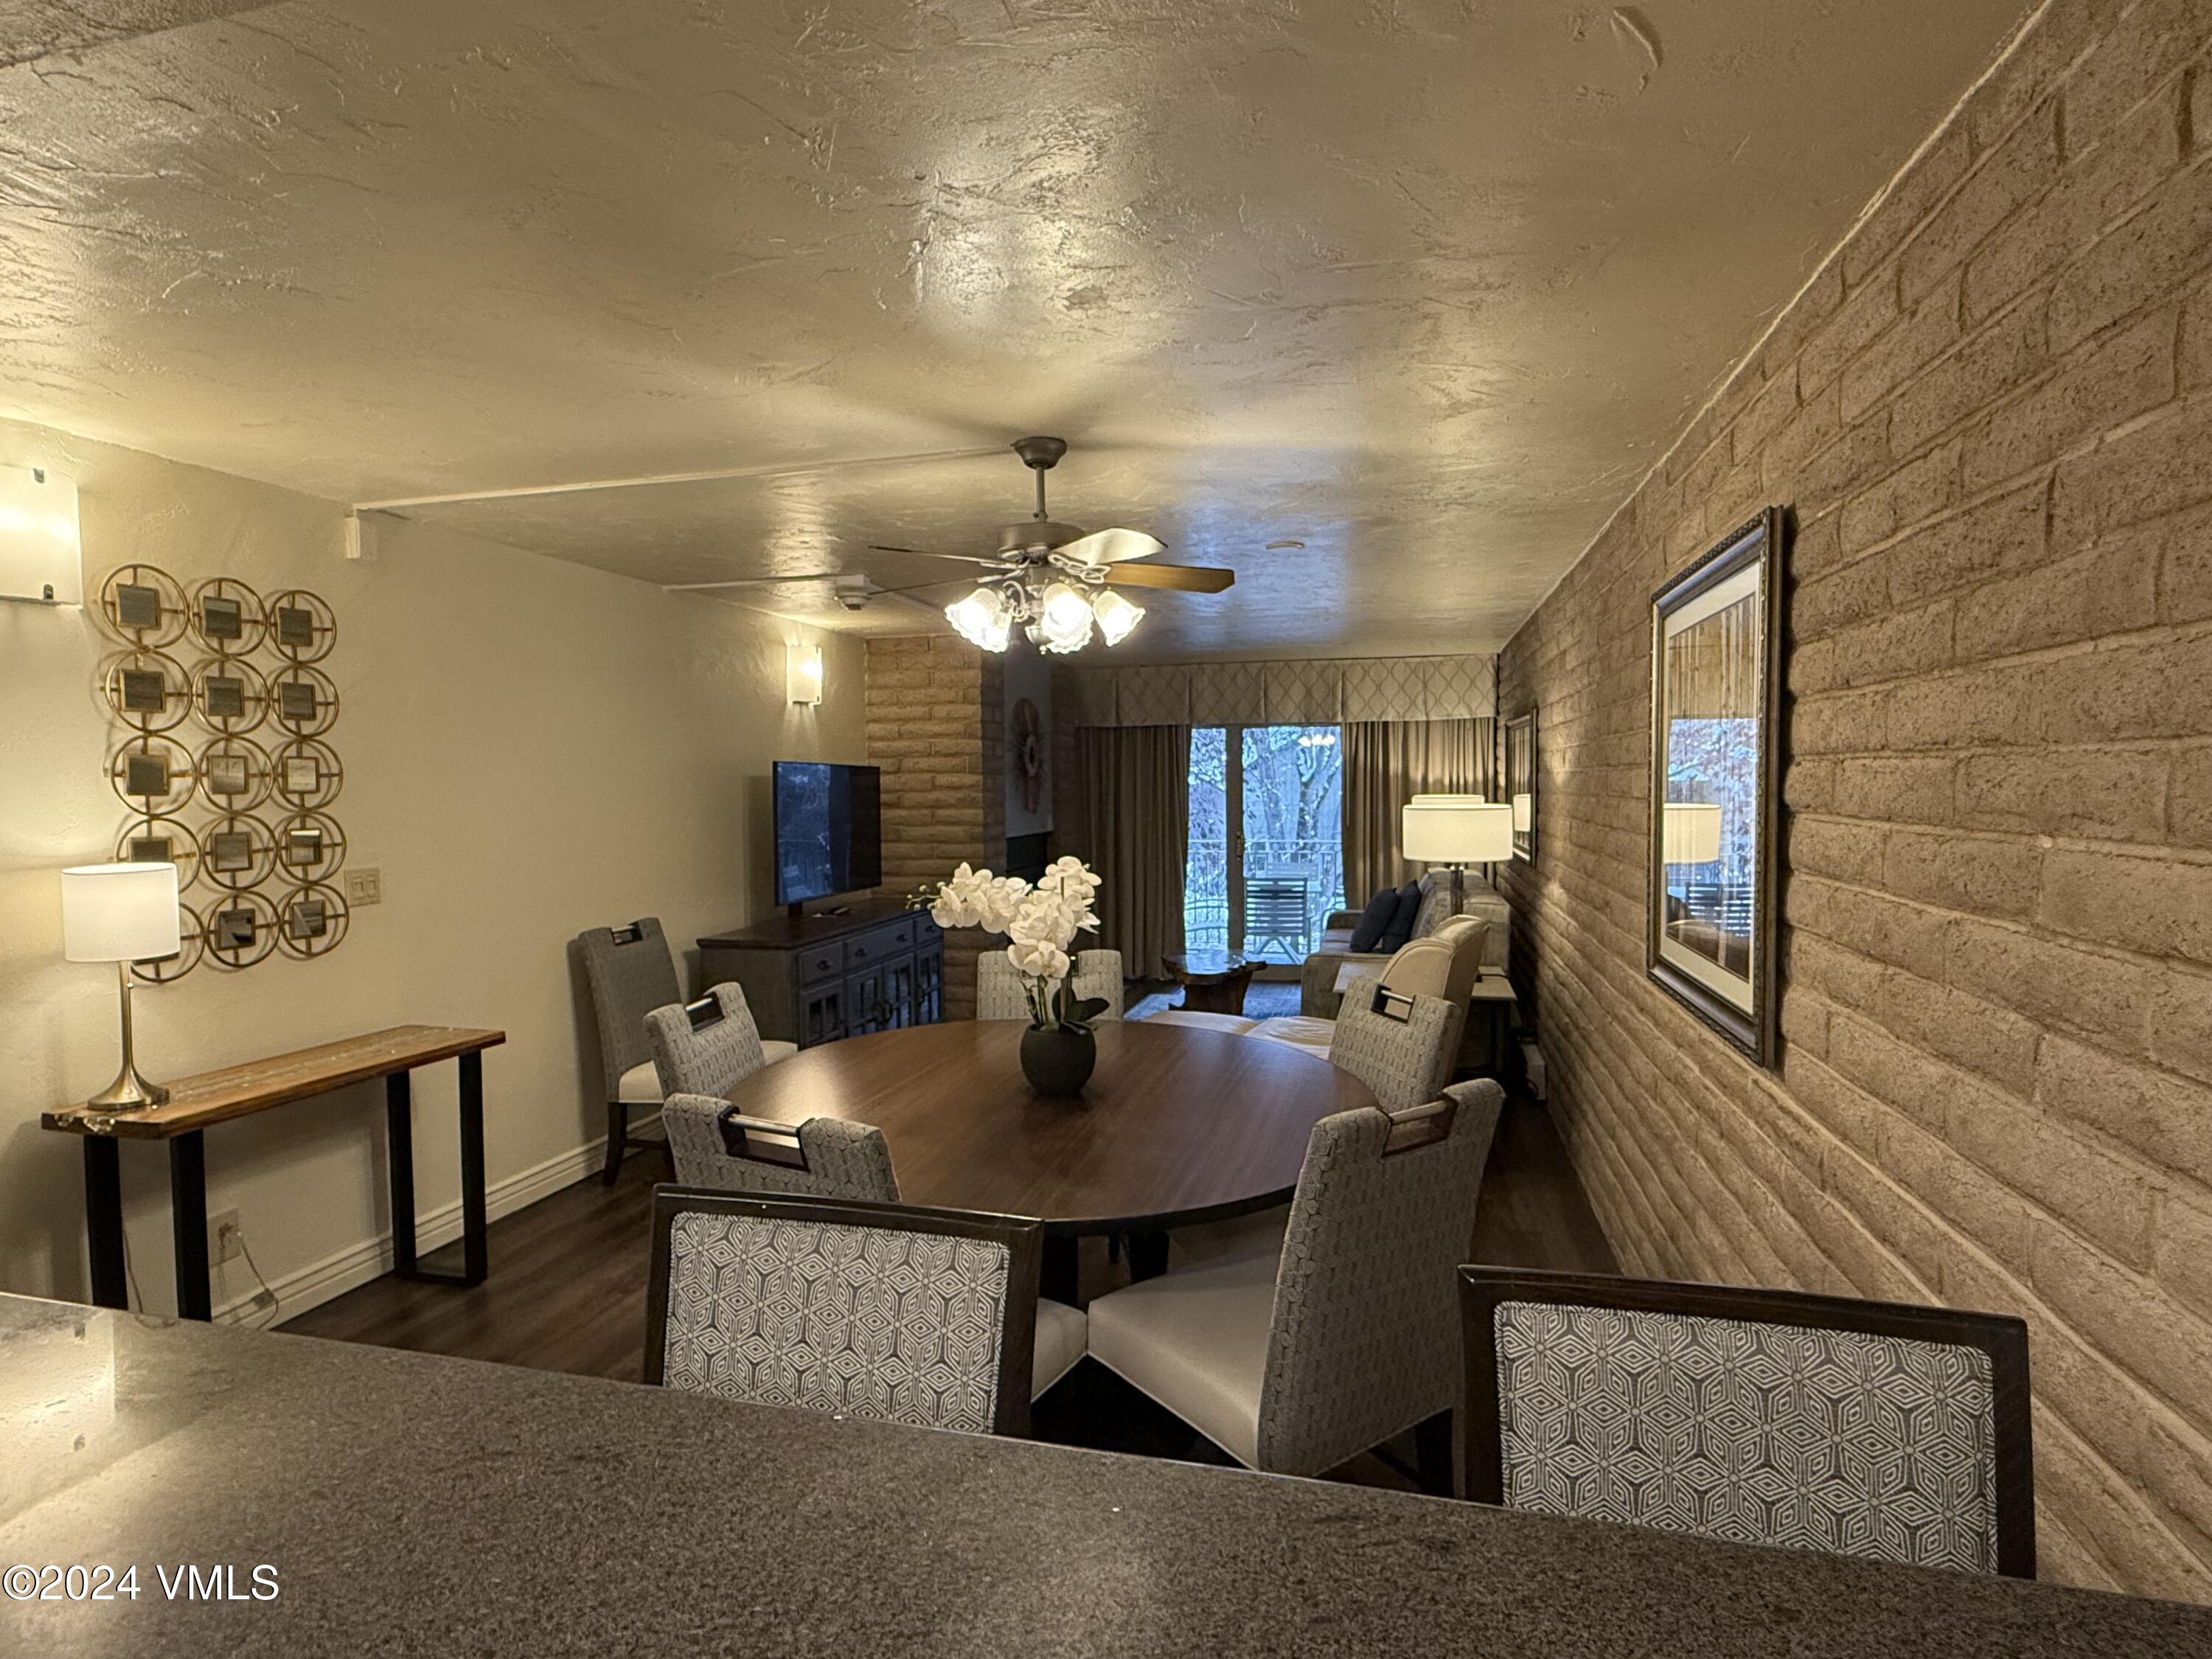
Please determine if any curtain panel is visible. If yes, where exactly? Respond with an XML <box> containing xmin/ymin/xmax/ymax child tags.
<box><xmin>1340</xmin><ymin>718</ymin><xmax>1496</xmax><ymax>902</ymax></box>
<box><xmin>1074</xmin><ymin>724</ymin><xmax>1191</xmax><ymax>981</ymax></box>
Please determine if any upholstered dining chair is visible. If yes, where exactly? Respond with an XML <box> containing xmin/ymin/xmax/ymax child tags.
<box><xmin>578</xmin><ymin>918</ymin><xmax>684</xmax><ymax>1185</ymax></box>
<box><xmin>646</xmin><ymin>1188</ymin><xmax>1043</xmax><ymax>1436</ymax></box>
<box><xmin>1458</xmin><ymin>1267</ymin><xmax>2036</xmax><ymax>1577</ymax></box>
<box><xmin>975</xmin><ymin>947</ymin><xmax>1125</xmax><ymax>1021</ymax></box>
<box><xmin>1087</xmin><ymin>1079</ymin><xmax>1504</xmax><ymax>1485</ymax></box>
<box><xmin>645</xmin><ymin>983</ymin><xmax>794</xmax><ymax>1099</ymax></box>
<box><xmin>656</xmin><ymin>1097</ymin><xmax>1088</xmax><ymax>1402</ymax></box>
<box><xmin>1322</xmin><ymin>981</ymin><xmax>1467</xmax><ymax>1112</ymax></box>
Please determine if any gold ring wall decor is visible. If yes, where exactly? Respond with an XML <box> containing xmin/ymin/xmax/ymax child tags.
<box><xmin>94</xmin><ymin>568</ymin><xmax>347</xmax><ymax>980</ymax></box>
<box><xmin>188</xmin><ymin>576</ymin><xmax>267</xmax><ymax>656</ymax></box>
<box><xmin>96</xmin><ymin>564</ymin><xmax>189</xmax><ymax>649</ymax></box>
<box><xmin>102</xmin><ymin>649</ymin><xmax>193</xmax><ymax>734</ymax></box>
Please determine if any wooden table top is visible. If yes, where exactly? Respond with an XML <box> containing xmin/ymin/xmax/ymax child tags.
<box><xmin>723</xmin><ymin>1018</ymin><xmax>1375</xmax><ymax>1232</ymax></box>
<box><xmin>41</xmin><ymin>1024</ymin><xmax>506</xmax><ymax>1141</ymax></box>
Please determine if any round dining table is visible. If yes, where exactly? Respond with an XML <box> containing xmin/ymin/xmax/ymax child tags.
<box><xmin>719</xmin><ymin>1018</ymin><xmax>1377</xmax><ymax>1297</ymax></box>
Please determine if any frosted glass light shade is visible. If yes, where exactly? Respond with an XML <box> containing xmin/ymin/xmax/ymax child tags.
<box><xmin>0</xmin><ymin>464</ymin><xmax>81</xmax><ymax>605</ymax></box>
<box><xmin>785</xmin><ymin>641</ymin><xmax>824</xmax><ymax>705</ymax></box>
<box><xmin>63</xmin><ymin>862</ymin><xmax>180</xmax><ymax>962</ymax></box>
<box><xmin>1663</xmin><ymin>801</ymin><xmax>1724</xmax><ymax>865</ymax></box>
<box><xmin>1401</xmin><ymin>801</ymin><xmax>1512</xmax><ymax>864</ymax></box>
<box><xmin>1090</xmin><ymin>586</ymin><xmax>1144</xmax><ymax>646</ymax></box>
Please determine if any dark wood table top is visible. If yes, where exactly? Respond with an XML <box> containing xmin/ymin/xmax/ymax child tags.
<box><xmin>6</xmin><ymin>1293</ymin><xmax>2208</xmax><ymax>1658</ymax></box>
<box><xmin>40</xmin><ymin>1024</ymin><xmax>505</xmax><ymax>1141</ymax></box>
<box><xmin>723</xmin><ymin>1018</ymin><xmax>1373</xmax><ymax>1231</ymax></box>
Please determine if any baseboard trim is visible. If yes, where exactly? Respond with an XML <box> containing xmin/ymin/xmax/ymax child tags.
<box><xmin>213</xmin><ymin>1110</ymin><xmax>660</xmax><ymax>1325</ymax></box>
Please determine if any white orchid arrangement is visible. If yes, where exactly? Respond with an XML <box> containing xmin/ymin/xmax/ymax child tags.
<box><xmin>928</xmin><ymin>855</ymin><xmax>1107</xmax><ymax>1031</ymax></box>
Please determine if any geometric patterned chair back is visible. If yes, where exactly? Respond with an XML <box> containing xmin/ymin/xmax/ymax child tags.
<box><xmin>645</xmin><ymin>983</ymin><xmax>767</xmax><ymax>1098</ymax></box>
<box><xmin>577</xmin><ymin>917</ymin><xmax>681</xmax><ymax>1102</ymax></box>
<box><xmin>1326</xmin><ymin>981</ymin><xmax>1465</xmax><ymax>1112</ymax></box>
<box><xmin>1255</xmin><ymin>1079</ymin><xmax>1504</xmax><ymax>1477</ymax></box>
<box><xmin>661</xmin><ymin>1097</ymin><xmax>900</xmax><ymax>1200</ymax></box>
<box><xmin>975</xmin><ymin>947</ymin><xmax>1125</xmax><ymax>1022</ymax></box>
<box><xmin>645</xmin><ymin>1189</ymin><xmax>1043</xmax><ymax>1437</ymax></box>
<box><xmin>1458</xmin><ymin>1267</ymin><xmax>2037</xmax><ymax>1577</ymax></box>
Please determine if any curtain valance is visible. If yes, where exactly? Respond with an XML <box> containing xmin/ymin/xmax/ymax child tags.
<box><xmin>1063</xmin><ymin>654</ymin><xmax>1495</xmax><ymax>728</ymax></box>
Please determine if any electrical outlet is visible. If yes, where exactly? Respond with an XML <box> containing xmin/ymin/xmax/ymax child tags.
<box><xmin>210</xmin><ymin>1208</ymin><xmax>243</xmax><ymax>1265</ymax></box>
<box><xmin>344</xmin><ymin>866</ymin><xmax>383</xmax><ymax>905</ymax></box>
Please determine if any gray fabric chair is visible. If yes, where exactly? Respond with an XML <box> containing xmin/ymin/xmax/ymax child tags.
<box><xmin>657</xmin><ymin>1097</ymin><xmax>1088</xmax><ymax>1401</ymax></box>
<box><xmin>646</xmin><ymin>983</ymin><xmax>779</xmax><ymax>1098</ymax></box>
<box><xmin>578</xmin><ymin>918</ymin><xmax>684</xmax><ymax>1185</ymax></box>
<box><xmin>1458</xmin><ymin>1267</ymin><xmax>2036</xmax><ymax>1576</ymax></box>
<box><xmin>1087</xmin><ymin>1079</ymin><xmax>1504</xmax><ymax>1481</ymax></box>
<box><xmin>975</xmin><ymin>947</ymin><xmax>1124</xmax><ymax>1022</ymax></box>
<box><xmin>646</xmin><ymin>1189</ymin><xmax>1043</xmax><ymax>1436</ymax></box>
<box><xmin>1322</xmin><ymin>981</ymin><xmax>1466</xmax><ymax>1112</ymax></box>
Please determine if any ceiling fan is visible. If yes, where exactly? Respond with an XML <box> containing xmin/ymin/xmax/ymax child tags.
<box><xmin>870</xmin><ymin>436</ymin><xmax>1234</xmax><ymax>654</ymax></box>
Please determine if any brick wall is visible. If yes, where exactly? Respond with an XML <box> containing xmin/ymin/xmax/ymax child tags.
<box><xmin>1498</xmin><ymin>0</ymin><xmax>2212</xmax><ymax>1599</ymax></box>
<box><xmin>864</xmin><ymin>634</ymin><xmax>1004</xmax><ymax>1019</ymax></box>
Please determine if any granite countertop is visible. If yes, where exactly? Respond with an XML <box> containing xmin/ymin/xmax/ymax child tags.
<box><xmin>1</xmin><ymin>1292</ymin><xmax>2206</xmax><ymax>1656</ymax></box>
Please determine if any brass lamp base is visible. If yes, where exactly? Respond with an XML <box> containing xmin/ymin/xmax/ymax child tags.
<box><xmin>85</xmin><ymin>962</ymin><xmax>168</xmax><ymax>1113</ymax></box>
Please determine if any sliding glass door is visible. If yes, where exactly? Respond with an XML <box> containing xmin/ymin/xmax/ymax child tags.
<box><xmin>1185</xmin><ymin>726</ymin><xmax>1345</xmax><ymax>964</ymax></box>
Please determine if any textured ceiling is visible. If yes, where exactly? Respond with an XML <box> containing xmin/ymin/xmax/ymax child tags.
<box><xmin>0</xmin><ymin>0</ymin><xmax>2030</xmax><ymax>658</ymax></box>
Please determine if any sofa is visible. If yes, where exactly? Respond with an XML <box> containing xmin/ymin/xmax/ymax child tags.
<box><xmin>1301</xmin><ymin>872</ymin><xmax>1511</xmax><ymax>1019</ymax></box>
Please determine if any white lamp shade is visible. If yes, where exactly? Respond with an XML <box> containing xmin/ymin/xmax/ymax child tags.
<box><xmin>1512</xmin><ymin>793</ymin><xmax>1533</xmax><ymax>833</ymax></box>
<box><xmin>1408</xmin><ymin>792</ymin><xmax>1484</xmax><ymax>805</ymax></box>
<box><xmin>62</xmin><ymin>862</ymin><xmax>181</xmax><ymax>962</ymax></box>
<box><xmin>1401</xmin><ymin>801</ymin><xmax>1513</xmax><ymax>864</ymax></box>
<box><xmin>1663</xmin><ymin>801</ymin><xmax>1724</xmax><ymax>865</ymax></box>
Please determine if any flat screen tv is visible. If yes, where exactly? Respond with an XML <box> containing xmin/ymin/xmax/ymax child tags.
<box><xmin>773</xmin><ymin>761</ymin><xmax>883</xmax><ymax>908</ymax></box>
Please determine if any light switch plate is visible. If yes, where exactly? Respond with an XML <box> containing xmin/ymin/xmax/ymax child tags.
<box><xmin>344</xmin><ymin>867</ymin><xmax>382</xmax><ymax>905</ymax></box>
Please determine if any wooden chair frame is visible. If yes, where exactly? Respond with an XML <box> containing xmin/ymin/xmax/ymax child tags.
<box><xmin>646</xmin><ymin>1186</ymin><xmax>1043</xmax><ymax>1436</ymax></box>
<box><xmin>1457</xmin><ymin>1266</ymin><xmax>2037</xmax><ymax>1579</ymax></box>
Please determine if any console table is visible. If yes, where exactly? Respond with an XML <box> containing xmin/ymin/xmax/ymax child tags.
<box><xmin>699</xmin><ymin>900</ymin><xmax>942</xmax><ymax>1050</ymax></box>
<box><xmin>41</xmin><ymin>1024</ymin><xmax>504</xmax><ymax>1321</ymax></box>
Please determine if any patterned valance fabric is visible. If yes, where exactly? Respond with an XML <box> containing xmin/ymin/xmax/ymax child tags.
<box><xmin>1065</xmin><ymin>654</ymin><xmax>1495</xmax><ymax>728</ymax></box>
<box><xmin>1493</xmin><ymin>1301</ymin><xmax>2000</xmax><ymax>1573</ymax></box>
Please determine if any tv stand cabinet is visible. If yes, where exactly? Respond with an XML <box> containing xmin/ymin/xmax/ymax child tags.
<box><xmin>698</xmin><ymin>900</ymin><xmax>943</xmax><ymax>1051</ymax></box>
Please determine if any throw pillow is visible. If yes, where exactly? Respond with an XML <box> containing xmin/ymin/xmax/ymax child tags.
<box><xmin>1375</xmin><ymin>880</ymin><xmax>1423</xmax><ymax>953</ymax></box>
<box><xmin>1347</xmin><ymin>887</ymin><xmax>1401</xmax><ymax>953</ymax></box>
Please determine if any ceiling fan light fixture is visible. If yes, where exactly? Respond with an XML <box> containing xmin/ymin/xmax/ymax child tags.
<box><xmin>945</xmin><ymin>586</ymin><xmax>1012</xmax><ymax>652</ymax></box>
<box><xmin>1037</xmin><ymin>581</ymin><xmax>1095</xmax><ymax>653</ymax></box>
<box><xmin>1091</xmin><ymin>586</ymin><xmax>1144</xmax><ymax>647</ymax></box>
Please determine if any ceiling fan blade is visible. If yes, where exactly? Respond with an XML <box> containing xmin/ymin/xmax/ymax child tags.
<box><xmin>662</xmin><ymin>570</ymin><xmax>846</xmax><ymax>592</ymax></box>
<box><xmin>866</xmin><ymin>543</ymin><xmax>1010</xmax><ymax>567</ymax></box>
<box><xmin>1104</xmin><ymin>562</ymin><xmax>1234</xmax><ymax>594</ymax></box>
<box><xmin>1057</xmin><ymin>526</ymin><xmax>1165</xmax><ymax>565</ymax></box>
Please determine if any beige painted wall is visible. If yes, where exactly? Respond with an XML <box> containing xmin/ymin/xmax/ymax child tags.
<box><xmin>0</xmin><ymin>415</ymin><xmax>865</xmax><ymax>1319</ymax></box>
<box><xmin>1498</xmin><ymin>0</ymin><xmax>2212</xmax><ymax>1601</ymax></box>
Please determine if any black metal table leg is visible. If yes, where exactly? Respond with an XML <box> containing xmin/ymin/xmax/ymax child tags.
<box><xmin>458</xmin><ymin>1050</ymin><xmax>488</xmax><ymax>1286</ymax></box>
<box><xmin>1040</xmin><ymin>1234</ymin><xmax>1079</xmax><ymax>1306</ymax></box>
<box><xmin>1127</xmin><ymin>1230</ymin><xmax>1170</xmax><ymax>1281</ymax></box>
<box><xmin>386</xmin><ymin>1071</ymin><xmax>417</xmax><ymax>1276</ymax></box>
<box><xmin>83</xmin><ymin>1137</ymin><xmax>126</xmax><ymax>1310</ymax></box>
<box><xmin>169</xmin><ymin>1131</ymin><xmax>211</xmax><ymax>1321</ymax></box>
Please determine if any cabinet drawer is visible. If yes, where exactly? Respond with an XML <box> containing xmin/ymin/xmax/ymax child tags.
<box><xmin>798</xmin><ymin>942</ymin><xmax>845</xmax><ymax>986</ymax></box>
<box><xmin>846</xmin><ymin>917</ymin><xmax>916</xmax><ymax>966</ymax></box>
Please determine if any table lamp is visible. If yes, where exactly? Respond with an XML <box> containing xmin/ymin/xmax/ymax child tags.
<box><xmin>1401</xmin><ymin>797</ymin><xmax>1514</xmax><ymax>914</ymax></box>
<box><xmin>1663</xmin><ymin>801</ymin><xmax>1724</xmax><ymax>866</ymax></box>
<box><xmin>63</xmin><ymin>861</ymin><xmax>181</xmax><ymax>1111</ymax></box>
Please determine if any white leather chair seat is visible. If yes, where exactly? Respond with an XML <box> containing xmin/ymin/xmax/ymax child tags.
<box><xmin>1087</xmin><ymin>1247</ymin><xmax>1277</xmax><ymax>1468</ymax></box>
<box><xmin>1144</xmin><ymin>1009</ymin><xmax>1259</xmax><ymax>1034</ymax></box>
<box><xmin>1244</xmin><ymin>1015</ymin><xmax>1335</xmax><ymax>1057</ymax></box>
<box><xmin>760</xmin><ymin>1039</ymin><xmax>799</xmax><ymax>1066</ymax></box>
<box><xmin>616</xmin><ymin>1060</ymin><xmax>662</xmax><ymax>1104</ymax></box>
<box><xmin>1032</xmin><ymin>1297</ymin><xmax>1088</xmax><ymax>1399</ymax></box>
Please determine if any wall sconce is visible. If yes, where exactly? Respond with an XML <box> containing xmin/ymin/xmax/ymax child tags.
<box><xmin>0</xmin><ymin>465</ymin><xmax>83</xmax><ymax>605</ymax></box>
<box><xmin>786</xmin><ymin>641</ymin><xmax>824</xmax><ymax>706</ymax></box>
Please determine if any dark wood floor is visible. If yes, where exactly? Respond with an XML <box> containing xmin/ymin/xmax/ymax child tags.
<box><xmin>282</xmin><ymin>1088</ymin><xmax>1613</xmax><ymax>1488</ymax></box>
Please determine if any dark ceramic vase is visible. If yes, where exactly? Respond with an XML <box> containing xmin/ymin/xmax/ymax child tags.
<box><xmin>1020</xmin><ymin>1023</ymin><xmax>1096</xmax><ymax>1096</ymax></box>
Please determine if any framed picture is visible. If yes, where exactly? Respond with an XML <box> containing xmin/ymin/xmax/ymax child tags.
<box><xmin>1647</xmin><ymin>507</ymin><xmax>1787</xmax><ymax>1067</ymax></box>
<box><xmin>1503</xmin><ymin>713</ymin><xmax>1535</xmax><ymax>862</ymax></box>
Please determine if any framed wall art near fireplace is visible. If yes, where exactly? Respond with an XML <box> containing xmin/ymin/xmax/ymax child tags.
<box><xmin>1647</xmin><ymin>506</ymin><xmax>1787</xmax><ymax>1067</ymax></box>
